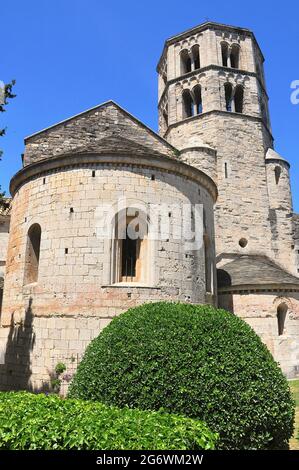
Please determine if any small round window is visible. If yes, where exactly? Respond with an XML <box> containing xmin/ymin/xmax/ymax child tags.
<box><xmin>239</xmin><ymin>238</ymin><xmax>248</xmax><ymax>248</ymax></box>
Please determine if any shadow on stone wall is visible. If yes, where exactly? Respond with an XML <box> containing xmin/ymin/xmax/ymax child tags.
<box><xmin>0</xmin><ymin>297</ymin><xmax>35</xmax><ymax>391</ymax></box>
<box><xmin>0</xmin><ymin>297</ymin><xmax>74</xmax><ymax>394</ymax></box>
<box><xmin>217</xmin><ymin>269</ymin><xmax>234</xmax><ymax>313</ymax></box>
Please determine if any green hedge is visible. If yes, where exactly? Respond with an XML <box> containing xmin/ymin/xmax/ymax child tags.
<box><xmin>0</xmin><ymin>392</ymin><xmax>217</xmax><ymax>450</ymax></box>
<box><xmin>69</xmin><ymin>302</ymin><xmax>295</xmax><ymax>450</ymax></box>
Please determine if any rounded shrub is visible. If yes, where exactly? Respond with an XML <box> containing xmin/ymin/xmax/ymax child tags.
<box><xmin>68</xmin><ymin>302</ymin><xmax>295</xmax><ymax>449</ymax></box>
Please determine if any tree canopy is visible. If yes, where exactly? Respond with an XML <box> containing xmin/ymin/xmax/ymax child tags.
<box><xmin>0</xmin><ymin>79</ymin><xmax>16</xmax><ymax>199</ymax></box>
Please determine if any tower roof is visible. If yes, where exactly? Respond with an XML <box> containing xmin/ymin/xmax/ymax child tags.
<box><xmin>218</xmin><ymin>254</ymin><xmax>299</xmax><ymax>291</ymax></box>
<box><xmin>266</xmin><ymin>148</ymin><xmax>290</xmax><ymax>166</ymax></box>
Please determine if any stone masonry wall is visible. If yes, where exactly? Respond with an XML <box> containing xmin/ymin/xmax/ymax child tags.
<box><xmin>266</xmin><ymin>160</ymin><xmax>295</xmax><ymax>274</ymax></box>
<box><xmin>218</xmin><ymin>290</ymin><xmax>299</xmax><ymax>378</ymax></box>
<box><xmin>0</xmin><ymin>217</ymin><xmax>9</xmax><ymax>272</ymax></box>
<box><xmin>0</xmin><ymin>162</ymin><xmax>215</xmax><ymax>391</ymax></box>
<box><xmin>166</xmin><ymin>113</ymin><xmax>280</xmax><ymax>263</ymax></box>
<box><xmin>293</xmin><ymin>214</ymin><xmax>299</xmax><ymax>274</ymax></box>
<box><xmin>24</xmin><ymin>102</ymin><xmax>176</xmax><ymax>166</ymax></box>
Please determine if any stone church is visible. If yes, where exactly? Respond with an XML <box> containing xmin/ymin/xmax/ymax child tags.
<box><xmin>0</xmin><ymin>21</ymin><xmax>299</xmax><ymax>391</ymax></box>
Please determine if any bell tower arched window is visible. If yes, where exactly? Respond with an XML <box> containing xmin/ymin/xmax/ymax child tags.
<box><xmin>224</xmin><ymin>83</ymin><xmax>233</xmax><ymax>112</ymax></box>
<box><xmin>180</xmin><ymin>49</ymin><xmax>191</xmax><ymax>74</ymax></box>
<box><xmin>234</xmin><ymin>85</ymin><xmax>244</xmax><ymax>113</ymax></box>
<box><xmin>230</xmin><ymin>44</ymin><xmax>240</xmax><ymax>69</ymax></box>
<box><xmin>192</xmin><ymin>85</ymin><xmax>203</xmax><ymax>114</ymax></box>
<box><xmin>182</xmin><ymin>89</ymin><xmax>194</xmax><ymax>118</ymax></box>
<box><xmin>221</xmin><ymin>42</ymin><xmax>229</xmax><ymax>67</ymax></box>
<box><xmin>191</xmin><ymin>45</ymin><xmax>200</xmax><ymax>70</ymax></box>
<box><xmin>24</xmin><ymin>223</ymin><xmax>41</xmax><ymax>285</ymax></box>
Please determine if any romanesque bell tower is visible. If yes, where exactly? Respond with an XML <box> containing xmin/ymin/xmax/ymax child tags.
<box><xmin>157</xmin><ymin>21</ymin><xmax>295</xmax><ymax>274</ymax></box>
<box><xmin>157</xmin><ymin>22</ymin><xmax>299</xmax><ymax>377</ymax></box>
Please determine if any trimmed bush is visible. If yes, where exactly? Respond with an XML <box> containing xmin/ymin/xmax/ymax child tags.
<box><xmin>69</xmin><ymin>302</ymin><xmax>295</xmax><ymax>450</ymax></box>
<box><xmin>0</xmin><ymin>391</ymin><xmax>217</xmax><ymax>450</ymax></box>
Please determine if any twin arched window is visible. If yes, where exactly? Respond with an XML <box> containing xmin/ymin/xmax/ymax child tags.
<box><xmin>221</xmin><ymin>42</ymin><xmax>240</xmax><ymax>68</ymax></box>
<box><xmin>224</xmin><ymin>83</ymin><xmax>244</xmax><ymax>113</ymax></box>
<box><xmin>182</xmin><ymin>85</ymin><xmax>203</xmax><ymax>118</ymax></box>
<box><xmin>182</xmin><ymin>82</ymin><xmax>243</xmax><ymax>118</ymax></box>
<box><xmin>24</xmin><ymin>223</ymin><xmax>41</xmax><ymax>285</ymax></box>
<box><xmin>180</xmin><ymin>45</ymin><xmax>201</xmax><ymax>75</ymax></box>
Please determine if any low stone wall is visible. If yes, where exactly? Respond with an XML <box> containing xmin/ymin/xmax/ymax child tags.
<box><xmin>0</xmin><ymin>287</ymin><xmax>173</xmax><ymax>394</ymax></box>
<box><xmin>218</xmin><ymin>290</ymin><xmax>299</xmax><ymax>378</ymax></box>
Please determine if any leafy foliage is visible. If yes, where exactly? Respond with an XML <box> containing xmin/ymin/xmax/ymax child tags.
<box><xmin>0</xmin><ymin>391</ymin><xmax>217</xmax><ymax>450</ymax></box>
<box><xmin>69</xmin><ymin>302</ymin><xmax>295</xmax><ymax>450</ymax></box>
<box><xmin>55</xmin><ymin>362</ymin><xmax>66</xmax><ymax>375</ymax></box>
<box><xmin>0</xmin><ymin>79</ymin><xmax>16</xmax><ymax>198</ymax></box>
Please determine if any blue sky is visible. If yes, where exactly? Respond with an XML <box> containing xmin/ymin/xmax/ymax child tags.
<box><xmin>1</xmin><ymin>0</ymin><xmax>298</xmax><ymax>210</ymax></box>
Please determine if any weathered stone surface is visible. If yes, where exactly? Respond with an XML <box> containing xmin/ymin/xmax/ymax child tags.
<box><xmin>218</xmin><ymin>254</ymin><xmax>299</xmax><ymax>287</ymax></box>
<box><xmin>0</xmin><ymin>21</ymin><xmax>298</xmax><ymax>391</ymax></box>
<box><xmin>0</xmin><ymin>199</ymin><xmax>11</xmax><ymax>312</ymax></box>
<box><xmin>158</xmin><ymin>21</ymin><xmax>299</xmax><ymax>377</ymax></box>
<box><xmin>23</xmin><ymin>101</ymin><xmax>177</xmax><ymax>166</ymax></box>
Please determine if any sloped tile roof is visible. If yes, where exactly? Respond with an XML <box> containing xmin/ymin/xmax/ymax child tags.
<box><xmin>218</xmin><ymin>254</ymin><xmax>299</xmax><ymax>289</ymax></box>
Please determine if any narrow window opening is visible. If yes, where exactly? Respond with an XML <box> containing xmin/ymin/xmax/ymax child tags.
<box><xmin>230</xmin><ymin>44</ymin><xmax>240</xmax><ymax>69</ymax></box>
<box><xmin>274</xmin><ymin>166</ymin><xmax>281</xmax><ymax>185</ymax></box>
<box><xmin>122</xmin><ymin>234</ymin><xmax>139</xmax><ymax>280</ymax></box>
<box><xmin>43</xmin><ymin>178</ymin><xmax>46</xmax><ymax>184</ymax></box>
<box><xmin>24</xmin><ymin>223</ymin><xmax>41</xmax><ymax>285</ymax></box>
<box><xmin>224</xmin><ymin>83</ymin><xmax>233</xmax><ymax>112</ymax></box>
<box><xmin>192</xmin><ymin>85</ymin><xmax>203</xmax><ymax>114</ymax></box>
<box><xmin>70</xmin><ymin>207</ymin><xmax>74</xmax><ymax>213</ymax></box>
<box><xmin>224</xmin><ymin>162</ymin><xmax>228</xmax><ymax>178</ymax></box>
<box><xmin>234</xmin><ymin>85</ymin><xmax>244</xmax><ymax>113</ymax></box>
<box><xmin>151</xmin><ymin>174</ymin><xmax>155</xmax><ymax>181</ymax></box>
<box><xmin>180</xmin><ymin>49</ymin><xmax>191</xmax><ymax>74</ymax></box>
<box><xmin>221</xmin><ymin>42</ymin><xmax>229</xmax><ymax>67</ymax></box>
<box><xmin>191</xmin><ymin>45</ymin><xmax>200</xmax><ymax>70</ymax></box>
<box><xmin>65</xmin><ymin>248</ymin><xmax>68</xmax><ymax>254</ymax></box>
<box><xmin>277</xmin><ymin>304</ymin><xmax>287</xmax><ymax>336</ymax></box>
<box><xmin>182</xmin><ymin>90</ymin><xmax>194</xmax><ymax>118</ymax></box>
<box><xmin>92</xmin><ymin>170</ymin><xmax>96</xmax><ymax>177</ymax></box>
